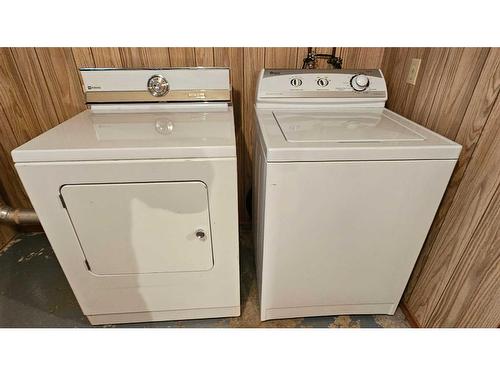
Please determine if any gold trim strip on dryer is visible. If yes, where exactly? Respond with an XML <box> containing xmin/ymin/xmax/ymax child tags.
<box><xmin>85</xmin><ymin>89</ymin><xmax>231</xmax><ymax>103</ymax></box>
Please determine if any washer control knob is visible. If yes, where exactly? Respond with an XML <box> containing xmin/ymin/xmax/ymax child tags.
<box><xmin>147</xmin><ymin>74</ymin><xmax>169</xmax><ymax>97</ymax></box>
<box><xmin>350</xmin><ymin>74</ymin><xmax>370</xmax><ymax>91</ymax></box>
<box><xmin>290</xmin><ymin>78</ymin><xmax>303</xmax><ymax>87</ymax></box>
<box><xmin>317</xmin><ymin>78</ymin><xmax>329</xmax><ymax>87</ymax></box>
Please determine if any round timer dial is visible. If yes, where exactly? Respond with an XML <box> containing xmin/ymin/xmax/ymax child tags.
<box><xmin>148</xmin><ymin>75</ymin><xmax>169</xmax><ymax>97</ymax></box>
<box><xmin>350</xmin><ymin>74</ymin><xmax>370</xmax><ymax>91</ymax></box>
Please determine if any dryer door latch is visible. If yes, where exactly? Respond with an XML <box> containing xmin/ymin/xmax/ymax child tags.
<box><xmin>195</xmin><ymin>229</ymin><xmax>206</xmax><ymax>241</ymax></box>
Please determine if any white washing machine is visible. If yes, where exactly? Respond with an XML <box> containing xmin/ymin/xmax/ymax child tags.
<box><xmin>253</xmin><ymin>69</ymin><xmax>461</xmax><ymax>321</ymax></box>
<box><xmin>12</xmin><ymin>68</ymin><xmax>240</xmax><ymax>325</ymax></box>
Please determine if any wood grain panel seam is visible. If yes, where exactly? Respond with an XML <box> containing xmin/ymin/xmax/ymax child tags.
<box><xmin>424</xmin><ymin>59</ymin><xmax>500</xmax><ymax>234</ymax></box>
<box><xmin>0</xmin><ymin>105</ymin><xmax>17</xmax><ymax>206</ymax></box>
<box><xmin>403</xmin><ymin>48</ymin><xmax>490</xmax><ymax>304</ymax></box>
<box><xmin>70</xmin><ymin>49</ymin><xmax>92</xmax><ymax>100</ymax></box>
<box><xmin>195</xmin><ymin>48</ymin><xmax>215</xmax><ymax>67</ymax></box>
<box><xmin>424</xmin><ymin>48</ymin><xmax>461</xmax><ymax>129</ymax></box>
<box><xmin>33</xmin><ymin>48</ymin><xmax>67</xmax><ymax>123</ymax></box>
<box><xmin>426</xmin><ymin>181</ymin><xmax>500</xmax><ymax>326</ymax></box>
<box><xmin>0</xmin><ymin>49</ymin><xmax>43</xmax><ymax>144</ymax></box>
<box><xmin>89</xmin><ymin>48</ymin><xmax>96</xmax><ymax>66</ymax></box>
<box><xmin>449</xmin><ymin>48</ymin><xmax>490</xmax><ymax>141</ymax></box>
<box><xmin>421</xmin><ymin>49</ymin><xmax>452</xmax><ymax>126</ymax></box>
<box><xmin>414</xmin><ymin>88</ymin><xmax>500</xmax><ymax>326</ymax></box>
<box><xmin>454</xmin><ymin>49</ymin><xmax>492</xmax><ymax>138</ymax></box>
<box><xmin>167</xmin><ymin>49</ymin><xmax>173</xmax><ymax>66</ymax></box>
<box><xmin>408</xmin><ymin>49</ymin><xmax>500</xmax><ymax>304</ymax></box>
<box><xmin>91</xmin><ymin>48</ymin><xmax>124</xmax><ymax>68</ymax></box>
<box><xmin>0</xmin><ymin>98</ymin><xmax>15</xmax><ymax>135</ymax></box>
<box><xmin>8</xmin><ymin>48</ymin><xmax>49</xmax><ymax>132</ymax></box>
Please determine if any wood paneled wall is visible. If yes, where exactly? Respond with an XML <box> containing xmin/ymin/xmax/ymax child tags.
<box><xmin>0</xmin><ymin>47</ymin><xmax>497</xmax><ymax>328</ymax></box>
<box><xmin>0</xmin><ymin>47</ymin><xmax>383</xmax><ymax>229</ymax></box>
<box><xmin>382</xmin><ymin>48</ymin><xmax>500</xmax><ymax>327</ymax></box>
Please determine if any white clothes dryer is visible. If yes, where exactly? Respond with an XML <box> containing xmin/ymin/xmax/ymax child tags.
<box><xmin>13</xmin><ymin>68</ymin><xmax>240</xmax><ymax>325</ymax></box>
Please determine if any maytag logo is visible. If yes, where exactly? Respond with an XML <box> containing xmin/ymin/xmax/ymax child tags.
<box><xmin>87</xmin><ymin>85</ymin><xmax>102</xmax><ymax>90</ymax></box>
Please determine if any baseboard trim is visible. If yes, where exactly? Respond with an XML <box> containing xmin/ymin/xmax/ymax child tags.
<box><xmin>400</xmin><ymin>302</ymin><xmax>420</xmax><ymax>328</ymax></box>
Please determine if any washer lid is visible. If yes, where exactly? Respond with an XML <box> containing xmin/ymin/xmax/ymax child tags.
<box><xmin>274</xmin><ymin>111</ymin><xmax>425</xmax><ymax>143</ymax></box>
<box><xmin>256</xmin><ymin>108</ymin><xmax>462</xmax><ymax>161</ymax></box>
<box><xmin>12</xmin><ymin>105</ymin><xmax>236</xmax><ymax>162</ymax></box>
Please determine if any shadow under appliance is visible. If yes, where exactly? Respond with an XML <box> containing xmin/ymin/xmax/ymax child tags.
<box><xmin>13</xmin><ymin>68</ymin><xmax>240</xmax><ymax>325</ymax></box>
<box><xmin>253</xmin><ymin>69</ymin><xmax>461</xmax><ymax>321</ymax></box>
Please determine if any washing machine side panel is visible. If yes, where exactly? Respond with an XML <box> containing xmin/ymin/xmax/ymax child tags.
<box><xmin>260</xmin><ymin>159</ymin><xmax>457</xmax><ymax>319</ymax></box>
<box><xmin>14</xmin><ymin>158</ymin><xmax>240</xmax><ymax>317</ymax></box>
<box><xmin>253</xmin><ymin>129</ymin><xmax>269</xmax><ymax>320</ymax></box>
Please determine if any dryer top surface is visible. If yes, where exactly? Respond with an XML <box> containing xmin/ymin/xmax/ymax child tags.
<box><xmin>13</xmin><ymin>105</ymin><xmax>236</xmax><ymax>162</ymax></box>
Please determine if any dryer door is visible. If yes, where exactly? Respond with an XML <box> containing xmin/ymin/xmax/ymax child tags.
<box><xmin>61</xmin><ymin>181</ymin><xmax>213</xmax><ymax>275</ymax></box>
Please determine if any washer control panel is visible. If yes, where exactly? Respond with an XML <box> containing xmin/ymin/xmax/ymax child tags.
<box><xmin>257</xmin><ymin>69</ymin><xmax>387</xmax><ymax>104</ymax></box>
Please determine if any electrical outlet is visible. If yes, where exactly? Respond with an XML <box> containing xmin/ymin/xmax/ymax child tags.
<box><xmin>406</xmin><ymin>58</ymin><xmax>421</xmax><ymax>85</ymax></box>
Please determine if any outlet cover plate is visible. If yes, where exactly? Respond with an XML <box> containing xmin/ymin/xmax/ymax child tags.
<box><xmin>407</xmin><ymin>58</ymin><xmax>422</xmax><ymax>85</ymax></box>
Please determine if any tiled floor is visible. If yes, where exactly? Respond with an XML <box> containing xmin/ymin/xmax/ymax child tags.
<box><xmin>0</xmin><ymin>227</ymin><xmax>410</xmax><ymax>328</ymax></box>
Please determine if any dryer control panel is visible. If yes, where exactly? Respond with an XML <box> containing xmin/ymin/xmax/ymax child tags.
<box><xmin>256</xmin><ymin>69</ymin><xmax>388</xmax><ymax>106</ymax></box>
<box><xmin>81</xmin><ymin>68</ymin><xmax>231</xmax><ymax>104</ymax></box>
